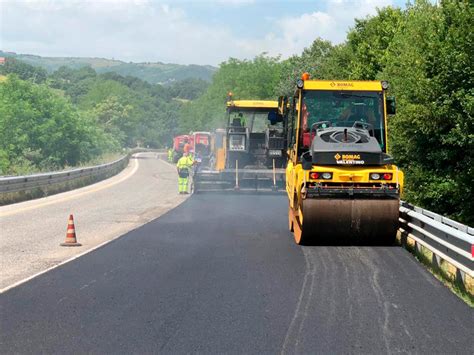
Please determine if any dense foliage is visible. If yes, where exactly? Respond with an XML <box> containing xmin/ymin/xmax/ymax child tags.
<box><xmin>0</xmin><ymin>76</ymin><xmax>115</xmax><ymax>174</ymax></box>
<box><xmin>0</xmin><ymin>61</ymin><xmax>206</xmax><ymax>175</ymax></box>
<box><xmin>0</xmin><ymin>58</ymin><xmax>48</xmax><ymax>83</ymax></box>
<box><xmin>383</xmin><ymin>0</ymin><xmax>473</xmax><ymax>224</ymax></box>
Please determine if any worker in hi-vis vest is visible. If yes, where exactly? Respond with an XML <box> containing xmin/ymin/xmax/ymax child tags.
<box><xmin>168</xmin><ymin>147</ymin><xmax>173</xmax><ymax>162</ymax></box>
<box><xmin>176</xmin><ymin>152</ymin><xmax>194</xmax><ymax>194</ymax></box>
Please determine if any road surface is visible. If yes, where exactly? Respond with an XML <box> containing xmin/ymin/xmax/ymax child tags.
<box><xmin>0</xmin><ymin>153</ymin><xmax>187</xmax><ymax>290</ymax></box>
<box><xmin>1</xmin><ymin>194</ymin><xmax>472</xmax><ymax>354</ymax></box>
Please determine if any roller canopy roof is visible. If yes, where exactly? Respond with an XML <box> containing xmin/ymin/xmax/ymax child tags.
<box><xmin>302</xmin><ymin>80</ymin><xmax>383</xmax><ymax>91</ymax></box>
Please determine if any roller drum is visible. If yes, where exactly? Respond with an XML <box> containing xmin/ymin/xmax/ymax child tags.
<box><xmin>300</xmin><ymin>198</ymin><xmax>399</xmax><ymax>244</ymax></box>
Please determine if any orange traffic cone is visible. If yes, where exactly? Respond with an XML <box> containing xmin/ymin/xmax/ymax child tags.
<box><xmin>60</xmin><ymin>214</ymin><xmax>82</xmax><ymax>247</ymax></box>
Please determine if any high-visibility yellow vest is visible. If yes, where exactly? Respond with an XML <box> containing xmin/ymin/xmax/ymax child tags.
<box><xmin>176</xmin><ymin>155</ymin><xmax>193</xmax><ymax>170</ymax></box>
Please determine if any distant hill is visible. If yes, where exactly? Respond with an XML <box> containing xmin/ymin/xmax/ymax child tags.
<box><xmin>0</xmin><ymin>51</ymin><xmax>216</xmax><ymax>84</ymax></box>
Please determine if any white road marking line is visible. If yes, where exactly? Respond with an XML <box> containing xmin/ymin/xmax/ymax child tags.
<box><xmin>0</xmin><ymin>154</ymin><xmax>141</xmax><ymax>218</ymax></box>
<box><xmin>0</xmin><ymin>153</ymin><xmax>176</xmax><ymax>294</ymax></box>
<box><xmin>0</xmin><ymin>239</ymin><xmax>116</xmax><ymax>294</ymax></box>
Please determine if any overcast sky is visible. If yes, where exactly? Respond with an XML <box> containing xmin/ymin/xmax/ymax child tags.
<box><xmin>1</xmin><ymin>0</ymin><xmax>406</xmax><ymax>66</ymax></box>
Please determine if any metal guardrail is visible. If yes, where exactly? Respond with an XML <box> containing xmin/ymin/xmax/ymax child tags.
<box><xmin>399</xmin><ymin>201</ymin><xmax>474</xmax><ymax>280</ymax></box>
<box><xmin>0</xmin><ymin>155</ymin><xmax>129</xmax><ymax>194</ymax></box>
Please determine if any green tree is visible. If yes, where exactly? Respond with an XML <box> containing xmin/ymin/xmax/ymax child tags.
<box><xmin>384</xmin><ymin>0</ymin><xmax>473</xmax><ymax>223</ymax></box>
<box><xmin>0</xmin><ymin>58</ymin><xmax>47</xmax><ymax>83</ymax></box>
<box><xmin>168</xmin><ymin>78</ymin><xmax>209</xmax><ymax>100</ymax></box>
<box><xmin>346</xmin><ymin>6</ymin><xmax>403</xmax><ymax>80</ymax></box>
<box><xmin>0</xmin><ymin>75</ymin><xmax>114</xmax><ymax>174</ymax></box>
<box><xmin>278</xmin><ymin>38</ymin><xmax>336</xmax><ymax>95</ymax></box>
<box><xmin>92</xmin><ymin>96</ymin><xmax>133</xmax><ymax>145</ymax></box>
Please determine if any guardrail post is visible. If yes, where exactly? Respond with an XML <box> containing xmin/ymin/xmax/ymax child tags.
<box><xmin>456</xmin><ymin>269</ymin><xmax>466</xmax><ymax>289</ymax></box>
<box><xmin>431</xmin><ymin>253</ymin><xmax>441</xmax><ymax>269</ymax></box>
<box><xmin>415</xmin><ymin>241</ymin><xmax>423</xmax><ymax>255</ymax></box>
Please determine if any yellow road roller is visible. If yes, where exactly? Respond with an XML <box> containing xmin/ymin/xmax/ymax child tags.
<box><xmin>282</xmin><ymin>75</ymin><xmax>403</xmax><ymax>245</ymax></box>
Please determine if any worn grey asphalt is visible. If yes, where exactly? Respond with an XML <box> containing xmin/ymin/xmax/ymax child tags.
<box><xmin>0</xmin><ymin>153</ymin><xmax>187</xmax><ymax>289</ymax></box>
<box><xmin>0</xmin><ymin>194</ymin><xmax>472</xmax><ymax>354</ymax></box>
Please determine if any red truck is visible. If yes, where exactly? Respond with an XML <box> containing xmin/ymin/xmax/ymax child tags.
<box><xmin>172</xmin><ymin>132</ymin><xmax>211</xmax><ymax>163</ymax></box>
<box><xmin>172</xmin><ymin>135</ymin><xmax>192</xmax><ymax>162</ymax></box>
<box><xmin>191</xmin><ymin>132</ymin><xmax>211</xmax><ymax>168</ymax></box>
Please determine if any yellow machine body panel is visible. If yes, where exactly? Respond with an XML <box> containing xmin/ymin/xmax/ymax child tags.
<box><xmin>213</xmin><ymin>129</ymin><xmax>227</xmax><ymax>171</ymax></box>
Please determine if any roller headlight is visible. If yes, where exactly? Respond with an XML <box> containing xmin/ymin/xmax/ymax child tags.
<box><xmin>296</xmin><ymin>79</ymin><xmax>304</xmax><ymax>89</ymax></box>
<box><xmin>370</xmin><ymin>173</ymin><xmax>381</xmax><ymax>180</ymax></box>
<box><xmin>321</xmin><ymin>172</ymin><xmax>332</xmax><ymax>180</ymax></box>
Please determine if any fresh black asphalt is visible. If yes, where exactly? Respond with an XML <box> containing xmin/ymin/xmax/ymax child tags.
<box><xmin>1</xmin><ymin>195</ymin><xmax>472</xmax><ymax>353</ymax></box>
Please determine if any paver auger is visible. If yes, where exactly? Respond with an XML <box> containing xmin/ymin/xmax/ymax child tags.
<box><xmin>282</xmin><ymin>75</ymin><xmax>404</xmax><ymax>245</ymax></box>
<box><xmin>194</xmin><ymin>97</ymin><xmax>287</xmax><ymax>192</ymax></box>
